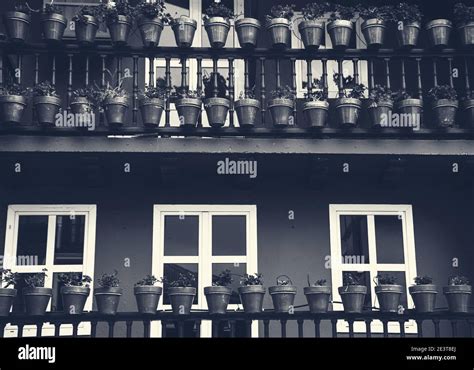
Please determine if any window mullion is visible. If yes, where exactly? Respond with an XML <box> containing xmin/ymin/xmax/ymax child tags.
<box><xmin>45</xmin><ymin>215</ymin><xmax>57</xmax><ymax>284</ymax></box>
<box><xmin>367</xmin><ymin>215</ymin><xmax>378</xmax><ymax>309</ymax></box>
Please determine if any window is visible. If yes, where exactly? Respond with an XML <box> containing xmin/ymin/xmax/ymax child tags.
<box><xmin>2</xmin><ymin>205</ymin><xmax>97</xmax><ymax>337</ymax></box>
<box><xmin>152</xmin><ymin>205</ymin><xmax>257</xmax><ymax>337</ymax></box>
<box><xmin>329</xmin><ymin>204</ymin><xmax>417</xmax><ymax>334</ymax></box>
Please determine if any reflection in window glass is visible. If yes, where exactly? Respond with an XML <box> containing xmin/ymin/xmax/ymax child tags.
<box><xmin>212</xmin><ymin>215</ymin><xmax>246</xmax><ymax>256</ymax></box>
<box><xmin>340</xmin><ymin>215</ymin><xmax>369</xmax><ymax>264</ymax></box>
<box><xmin>375</xmin><ymin>216</ymin><xmax>405</xmax><ymax>264</ymax></box>
<box><xmin>54</xmin><ymin>215</ymin><xmax>85</xmax><ymax>265</ymax></box>
<box><xmin>164</xmin><ymin>215</ymin><xmax>199</xmax><ymax>256</ymax></box>
<box><xmin>17</xmin><ymin>216</ymin><xmax>48</xmax><ymax>266</ymax></box>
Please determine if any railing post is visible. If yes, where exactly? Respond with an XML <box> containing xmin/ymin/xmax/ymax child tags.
<box><xmin>85</xmin><ymin>55</ymin><xmax>90</xmax><ymax>86</ymax></box>
<box><xmin>306</xmin><ymin>59</ymin><xmax>313</xmax><ymax>97</ymax></box>
<box><xmin>464</xmin><ymin>57</ymin><xmax>471</xmax><ymax>98</ymax></box>
<box><xmin>280</xmin><ymin>318</ymin><xmax>287</xmax><ymax>338</ymax></box>
<box><xmin>17</xmin><ymin>55</ymin><xmax>23</xmax><ymax>85</ymax></box>
<box><xmin>291</xmin><ymin>57</ymin><xmax>297</xmax><ymax>122</ymax></box>
<box><xmin>67</xmin><ymin>54</ymin><xmax>73</xmax><ymax>109</ymax></box>
<box><xmin>401</xmin><ymin>59</ymin><xmax>407</xmax><ymax>93</ymax></box>
<box><xmin>416</xmin><ymin>320</ymin><xmax>424</xmax><ymax>337</ymax></box>
<box><xmin>260</xmin><ymin>57</ymin><xmax>266</xmax><ymax>126</ymax></box>
<box><xmin>133</xmin><ymin>55</ymin><xmax>138</xmax><ymax>126</ymax></box>
<box><xmin>244</xmin><ymin>58</ymin><xmax>250</xmax><ymax>97</ymax></box>
<box><xmin>196</xmin><ymin>57</ymin><xmax>203</xmax><ymax>127</ymax></box>
<box><xmin>212</xmin><ymin>58</ymin><xmax>218</xmax><ymax>97</ymax></box>
<box><xmin>51</xmin><ymin>56</ymin><xmax>55</xmax><ymax>87</ymax></box>
<box><xmin>165</xmin><ymin>57</ymin><xmax>171</xmax><ymax>127</ymax></box>
<box><xmin>143</xmin><ymin>319</ymin><xmax>151</xmax><ymax>338</ymax></box>
<box><xmin>116</xmin><ymin>57</ymin><xmax>122</xmax><ymax>87</ymax></box>
<box><xmin>228</xmin><ymin>57</ymin><xmax>235</xmax><ymax>127</ymax></box>
<box><xmin>451</xmin><ymin>320</ymin><xmax>458</xmax><ymax>337</ymax></box>
<box><xmin>365</xmin><ymin>319</ymin><xmax>372</xmax><ymax>338</ymax></box>
<box><xmin>275</xmin><ymin>58</ymin><xmax>281</xmax><ymax>88</ymax></box>
<box><xmin>297</xmin><ymin>318</ymin><xmax>304</xmax><ymax>338</ymax></box>
<box><xmin>229</xmin><ymin>320</ymin><xmax>236</xmax><ymax>338</ymax></box>
<box><xmin>34</xmin><ymin>54</ymin><xmax>39</xmax><ymax>86</ymax></box>
<box><xmin>331</xmin><ymin>318</ymin><xmax>338</xmax><ymax>338</ymax></box>
<box><xmin>433</xmin><ymin>318</ymin><xmax>440</xmax><ymax>337</ymax></box>
<box><xmin>108</xmin><ymin>321</ymin><xmax>115</xmax><ymax>337</ymax></box>
<box><xmin>384</xmin><ymin>58</ymin><xmax>391</xmax><ymax>90</ymax></box>
<box><xmin>399</xmin><ymin>320</ymin><xmax>406</xmax><ymax>338</ymax></box>
<box><xmin>416</xmin><ymin>58</ymin><xmax>423</xmax><ymax>99</ymax></box>
<box><xmin>263</xmin><ymin>319</ymin><xmax>270</xmax><ymax>337</ymax></box>
<box><xmin>91</xmin><ymin>320</ymin><xmax>98</xmax><ymax>337</ymax></box>
<box><xmin>337</xmin><ymin>59</ymin><xmax>344</xmax><ymax>98</ymax></box>
<box><xmin>352</xmin><ymin>58</ymin><xmax>359</xmax><ymax>85</ymax></box>
<box><xmin>126</xmin><ymin>320</ymin><xmax>133</xmax><ymax>338</ymax></box>
<box><xmin>0</xmin><ymin>51</ymin><xmax>3</xmax><ymax>88</ymax></box>
<box><xmin>448</xmin><ymin>57</ymin><xmax>454</xmax><ymax>88</ymax></box>
<box><xmin>368</xmin><ymin>58</ymin><xmax>374</xmax><ymax>91</ymax></box>
<box><xmin>148</xmin><ymin>56</ymin><xmax>155</xmax><ymax>88</ymax></box>
<box><xmin>322</xmin><ymin>58</ymin><xmax>328</xmax><ymax>98</ymax></box>
<box><xmin>432</xmin><ymin>58</ymin><xmax>438</xmax><ymax>87</ymax></box>
<box><xmin>314</xmin><ymin>319</ymin><xmax>321</xmax><ymax>338</ymax></box>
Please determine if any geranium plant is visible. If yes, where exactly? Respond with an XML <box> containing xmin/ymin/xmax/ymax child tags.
<box><xmin>266</xmin><ymin>5</ymin><xmax>295</xmax><ymax>21</ymax></box>
<box><xmin>164</xmin><ymin>272</ymin><xmax>196</xmax><ymax>288</ymax></box>
<box><xmin>328</xmin><ymin>4</ymin><xmax>358</xmax><ymax>21</ymax></box>
<box><xmin>99</xmin><ymin>0</ymin><xmax>134</xmax><ymax>24</ymax></box>
<box><xmin>369</xmin><ymin>85</ymin><xmax>394</xmax><ymax>104</ymax></box>
<box><xmin>0</xmin><ymin>268</ymin><xmax>20</xmax><ymax>288</ymax></box>
<box><xmin>72</xmin><ymin>86</ymin><xmax>102</xmax><ymax>106</ymax></box>
<box><xmin>140</xmin><ymin>80</ymin><xmax>167</xmax><ymax>102</ymax></box>
<box><xmin>212</xmin><ymin>270</ymin><xmax>233</xmax><ymax>287</ymax></box>
<box><xmin>303</xmin><ymin>78</ymin><xmax>327</xmax><ymax>101</ymax></box>
<box><xmin>448</xmin><ymin>275</ymin><xmax>470</xmax><ymax>285</ymax></box>
<box><xmin>241</xmin><ymin>273</ymin><xmax>263</xmax><ymax>286</ymax></box>
<box><xmin>203</xmin><ymin>2</ymin><xmax>234</xmax><ymax>21</ymax></box>
<box><xmin>97</xmin><ymin>270</ymin><xmax>120</xmax><ymax>288</ymax></box>
<box><xmin>32</xmin><ymin>81</ymin><xmax>59</xmax><ymax>98</ymax></box>
<box><xmin>23</xmin><ymin>269</ymin><xmax>48</xmax><ymax>288</ymax></box>
<box><xmin>13</xmin><ymin>0</ymin><xmax>30</xmax><ymax>14</ymax></box>
<box><xmin>135</xmin><ymin>274</ymin><xmax>162</xmax><ymax>286</ymax></box>
<box><xmin>0</xmin><ymin>83</ymin><xmax>30</xmax><ymax>97</ymax></box>
<box><xmin>270</xmin><ymin>85</ymin><xmax>295</xmax><ymax>100</ymax></box>
<box><xmin>43</xmin><ymin>2</ymin><xmax>64</xmax><ymax>15</ymax></box>
<box><xmin>391</xmin><ymin>3</ymin><xmax>422</xmax><ymax>24</ymax></box>
<box><xmin>414</xmin><ymin>275</ymin><xmax>433</xmax><ymax>285</ymax></box>
<box><xmin>428</xmin><ymin>85</ymin><xmax>458</xmax><ymax>101</ymax></box>
<box><xmin>171</xmin><ymin>86</ymin><xmax>203</xmax><ymax>99</ymax></box>
<box><xmin>301</xmin><ymin>2</ymin><xmax>329</xmax><ymax>20</ymax></box>
<box><xmin>454</xmin><ymin>3</ymin><xmax>474</xmax><ymax>24</ymax></box>
<box><xmin>134</xmin><ymin>0</ymin><xmax>170</xmax><ymax>21</ymax></box>
<box><xmin>358</xmin><ymin>5</ymin><xmax>394</xmax><ymax>22</ymax></box>
<box><xmin>203</xmin><ymin>72</ymin><xmax>228</xmax><ymax>99</ymax></box>
<box><xmin>343</xmin><ymin>272</ymin><xmax>363</xmax><ymax>286</ymax></box>
<box><xmin>238</xmin><ymin>86</ymin><xmax>257</xmax><ymax>100</ymax></box>
<box><xmin>333</xmin><ymin>73</ymin><xmax>366</xmax><ymax>99</ymax></box>
<box><xmin>73</xmin><ymin>5</ymin><xmax>103</xmax><ymax>24</ymax></box>
<box><xmin>374</xmin><ymin>274</ymin><xmax>398</xmax><ymax>285</ymax></box>
<box><xmin>58</xmin><ymin>272</ymin><xmax>92</xmax><ymax>287</ymax></box>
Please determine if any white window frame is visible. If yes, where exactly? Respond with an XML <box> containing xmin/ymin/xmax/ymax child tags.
<box><xmin>151</xmin><ymin>204</ymin><xmax>258</xmax><ymax>337</ymax></box>
<box><xmin>2</xmin><ymin>204</ymin><xmax>97</xmax><ymax>337</ymax></box>
<box><xmin>329</xmin><ymin>204</ymin><xmax>417</xmax><ymax>334</ymax></box>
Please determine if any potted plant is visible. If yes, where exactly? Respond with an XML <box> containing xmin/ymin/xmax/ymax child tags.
<box><xmin>428</xmin><ymin>85</ymin><xmax>458</xmax><ymax>127</ymax></box>
<box><xmin>164</xmin><ymin>272</ymin><xmax>196</xmax><ymax>315</ymax></box>
<box><xmin>23</xmin><ymin>269</ymin><xmax>52</xmax><ymax>316</ymax></box>
<box><xmin>425</xmin><ymin>18</ymin><xmax>453</xmax><ymax>48</ymax></box>
<box><xmin>302</xmin><ymin>78</ymin><xmax>329</xmax><ymax>127</ymax></box>
<box><xmin>139</xmin><ymin>80</ymin><xmax>166</xmax><ymax>127</ymax></box>
<box><xmin>304</xmin><ymin>277</ymin><xmax>331</xmax><ymax>313</ymax></box>
<box><xmin>0</xmin><ymin>83</ymin><xmax>29</xmax><ymax>125</ymax></box>
<box><xmin>41</xmin><ymin>1</ymin><xmax>67</xmax><ymax>42</ymax></box>
<box><xmin>0</xmin><ymin>269</ymin><xmax>19</xmax><ymax>317</ymax></box>
<box><xmin>172</xmin><ymin>86</ymin><xmax>202</xmax><ymax>127</ymax></box>
<box><xmin>394</xmin><ymin>90</ymin><xmax>423</xmax><ymax>125</ymax></box>
<box><xmin>327</xmin><ymin>4</ymin><xmax>356</xmax><ymax>49</ymax></box>
<box><xmin>102</xmin><ymin>83</ymin><xmax>129</xmax><ymax>126</ymax></box>
<box><xmin>461</xmin><ymin>93</ymin><xmax>474</xmax><ymax>126</ymax></box>
<box><xmin>368</xmin><ymin>85</ymin><xmax>394</xmax><ymax>127</ymax></box>
<box><xmin>100</xmin><ymin>0</ymin><xmax>133</xmax><ymax>46</ymax></box>
<box><xmin>73</xmin><ymin>6</ymin><xmax>101</xmax><ymax>45</ymax></box>
<box><xmin>203</xmin><ymin>72</ymin><xmax>230</xmax><ymax>128</ymax></box>
<box><xmin>269</xmin><ymin>275</ymin><xmax>297</xmax><ymax>313</ymax></box>
<box><xmin>94</xmin><ymin>270</ymin><xmax>122</xmax><ymax>315</ymax></box>
<box><xmin>298</xmin><ymin>2</ymin><xmax>328</xmax><ymax>49</ymax></box>
<box><xmin>409</xmin><ymin>275</ymin><xmax>437</xmax><ymax>313</ymax></box>
<box><xmin>359</xmin><ymin>5</ymin><xmax>393</xmax><ymax>48</ymax></box>
<box><xmin>235</xmin><ymin>87</ymin><xmax>260</xmax><ymax>127</ymax></box>
<box><xmin>134</xmin><ymin>275</ymin><xmax>163</xmax><ymax>314</ymax></box>
<box><xmin>265</xmin><ymin>5</ymin><xmax>295</xmax><ymax>49</ymax></box>
<box><xmin>374</xmin><ymin>274</ymin><xmax>403</xmax><ymax>313</ymax></box>
<box><xmin>333</xmin><ymin>73</ymin><xmax>366</xmax><ymax>126</ymax></box>
<box><xmin>204</xmin><ymin>269</ymin><xmax>233</xmax><ymax>314</ymax></box>
<box><xmin>391</xmin><ymin>3</ymin><xmax>422</xmax><ymax>48</ymax></box>
<box><xmin>454</xmin><ymin>3</ymin><xmax>474</xmax><ymax>46</ymax></box>
<box><xmin>134</xmin><ymin>0</ymin><xmax>169</xmax><ymax>47</ymax></box>
<box><xmin>238</xmin><ymin>273</ymin><xmax>265</xmax><ymax>313</ymax></box>
<box><xmin>235</xmin><ymin>15</ymin><xmax>261</xmax><ymax>48</ymax></box>
<box><xmin>338</xmin><ymin>273</ymin><xmax>367</xmax><ymax>313</ymax></box>
<box><xmin>70</xmin><ymin>86</ymin><xmax>101</xmax><ymax>117</ymax></box>
<box><xmin>169</xmin><ymin>15</ymin><xmax>197</xmax><ymax>48</ymax></box>
<box><xmin>268</xmin><ymin>85</ymin><xmax>295</xmax><ymax>127</ymax></box>
<box><xmin>32</xmin><ymin>81</ymin><xmax>62</xmax><ymax>126</ymax></box>
<box><xmin>443</xmin><ymin>276</ymin><xmax>471</xmax><ymax>313</ymax></box>
<box><xmin>3</xmin><ymin>1</ymin><xmax>31</xmax><ymax>43</ymax></box>
<box><xmin>58</xmin><ymin>272</ymin><xmax>92</xmax><ymax>315</ymax></box>
<box><xmin>203</xmin><ymin>2</ymin><xmax>234</xmax><ymax>48</ymax></box>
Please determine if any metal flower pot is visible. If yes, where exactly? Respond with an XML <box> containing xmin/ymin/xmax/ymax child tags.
<box><xmin>107</xmin><ymin>15</ymin><xmax>132</xmax><ymax>46</ymax></box>
<box><xmin>3</xmin><ymin>11</ymin><xmax>31</xmax><ymax>43</ymax></box>
<box><xmin>205</xmin><ymin>17</ymin><xmax>230</xmax><ymax>48</ymax></box>
<box><xmin>303</xmin><ymin>100</ymin><xmax>329</xmax><ymax>127</ymax></box>
<box><xmin>175</xmin><ymin>98</ymin><xmax>202</xmax><ymax>127</ymax></box>
<box><xmin>432</xmin><ymin>99</ymin><xmax>458</xmax><ymax>127</ymax></box>
<box><xmin>338</xmin><ymin>285</ymin><xmax>367</xmax><ymax>313</ymax></box>
<box><xmin>139</xmin><ymin>98</ymin><xmax>164</xmax><ymax>127</ymax></box>
<box><xmin>461</xmin><ymin>99</ymin><xmax>474</xmax><ymax>127</ymax></box>
<box><xmin>134</xmin><ymin>286</ymin><xmax>162</xmax><ymax>314</ymax></box>
<box><xmin>94</xmin><ymin>287</ymin><xmax>122</xmax><ymax>315</ymax></box>
<box><xmin>409</xmin><ymin>284</ymin><xmax>437</xmax><ymax>313</ymax></box>
<box><xmin>23</xmin><ymin>287</ymin><xmax>53</xmax><ymax>316</ymax></box>
<box><xmin>266</xmin><ymin>18</ymin><xmax>291</xmax><ymax>48</ymax></box>
<box><xmin>334</xmin><ymin>98</ymin><xmax>361</xmax><ymax>126</ymax></box>
<box><xmin>268</xmin><ymin>98</ymin><xmax>294</xmax><ymax>127</ymax></box>
<box><xmin>361</xmin><ymin>19</ymin><xmax>386</xmax><ymax>48</ymax></box>
<box><xmin>70</xmin><ymin>97</ymin><xmax>96</xmax><ymax>116</ymax></box>
<box><xmin>298</xmin><ymin>20</ymin><xmax>325</xmax><ymax>49</ymax></box>
<box><xmin>204</xmin><ymin>286</ymin><xmax>232</xmax><ymax>314</ymax></box>
<box><xmin>172</xmin><ymin>17</ymin><xmax>197</xmax><ymax>48</ymax></box>
<box><xmin>458</xmin><ymin>22</ymin><xmax>474</xmax><ymax>46</ymax></box>
<box><xmin>397</xmin><ymin>22</ymin><xmax>420</xmax><ymax>48</ymax></box>
<box><xmin>0</xmin><ymin>95</ymin><xmax>28</xmax><ymax>124</ymax></box>
<box><xmin>327</xmin><ymin>20</ymin><xmax>353</xmax><ymax>49</ymax></box>
<box><xmin>41</xmin><ymin>13</ymin><xmax>67</xmax><ymax>42</ymax></box>
<box><xmin>235</xmin><ymin>18</ymin><xmax>261</xmax><ymax>48</ymax></box>
<box><xmin>33</xmin><ymin>96</ymin><xmax>62</xmax><ymax>126</ymax></box>
<box><xmin>425</xmin><ymin>19</ymin><xmax>452</xmax><ymax>48</ymax></box>
<box><xmin>397</xmin><ymin>98</ymin><xmax>423</xmax><ymax>120</ymax></box>
<box><xmin>375</xmin><ymin>284</ymin><xmax>403</xmax><ymax>313</ymax></box>
<box><xmin>269</xmin><ymin>285</ymin><xmax>297</xmax><ymax>313</ymax></box>
<box><xmin>205</xmin><ymin>97</ymin><xmax>230</xmax><ymax>127</ymax></box>
<box><xmin>235</xmin><ymin>98</ymin><xmax>260</xmax><ymax>127</ymax></box>
<box><xmin>61</xmin><ymin>286</ymin><xmax>90</xmax><ymax>315</ymax></box>
<box><xmin>138</xmin><ymin>17</ymin><xmax>164</xmax><ymax>47</ymax></box>
<box><xmin>168</xmin><ymin>287</ymin><xmax>196</xmax><ymax>315</ymax></box>
<box><xmin>443</xmin><ymin>285</ymin><xmax>471</xmax><ymax>313</ymax></box>
<box><xmin>368</xmin><ymin>101</ymin><xmax>394</xmax><ymax>127</ymax></box>
<box><xmin>0</xmin><ymin>288</ymin><xmax>17</xmax><ymax>316</ymax></box>
<box><xmin>304</xmin><ymin>286</ymin><xmax>331</xmax><ymax>313</ymax></box>
<box><xmin>104</xmin><ymin>96</ymin><xmax>129</xmax><ymax>126</ymax></box>
<box><xmin>75</xmin><ymin>16</ymin><xmax>99</xmax><ymax>45</ymax></box>
<box><xmin>238</xmin><ymin>285</ymin><xmax>265</xmax><ymax>313</ymax></box>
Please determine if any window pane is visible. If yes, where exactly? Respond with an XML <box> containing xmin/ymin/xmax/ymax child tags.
<box><xmin>376</xmin><ymin>271</ymin><xmax>408</xmax><ymax>309</ymax></box>
<box><xmin>163</xmin><ymin>263</ymin><xmax>198</xmax><ymax>304</ymax></box>
<box><xmin>212</xmin><ymin>263</ymin><xmax>246</xmax><ymax>304</ymax></box>
<box><xmin>17</xmin><ymin>216</ymin><xmax>48</xmax><ymax>266</ymax></box>
<box><xmin>339</xmin><ymin>215</ymin><xmax>369</xmax><ymax>264</ymax></box>
<box><xmin>342</xmin><ymin>271</ymin><xmax>372</xmax><ymax>309</ymax></box>
<box><xmin>375</xmin><ymin>215</ymin><xmax>405</xmax><ymax>264</ymax></box>
<box><xmin>164</xmin><ymin>215</ymin><xmax>199</xmax><ymax>256</ymax></box>
<box><xmin>54</xmin><ymin>215</ymin><xmax>85</xmax><ymax>265</ymax></box>
<box><xmin>212</xmin><ymin>215</ymin><xmax>246</xmax><ymax>256</ymax></box>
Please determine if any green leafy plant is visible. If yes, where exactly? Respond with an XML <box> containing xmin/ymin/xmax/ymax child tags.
<box><xmin>333</xmin><ymin>73</ymin><xmax>366</xmax><ymax>99</ymax></box>
<box><xmin>266</xmin><ymin>5</ymin><xmax>295</xmax><ymax>21</ymax></box>
<box><xmin>307</xmin><ymin>274</ymin><xmax>328</xmax><ymax>286</ymax></box>
<box><xmin>391</xmin><ymin>3</ymin><xmax>422</xmax><ymax>24</ymax></box>
<box><xmin>171</xmin><ymin>86</ymin><xmax>203</xmax><ymax>99</ymax></box>
<box><xmin>343</xmin><ymin>272</ymin><xmax>363</xmax><ymax>286</ymax></box>
<box><xmin>428</xmin><ymin>85</ymin><xmax>458</xmax><ymax>101</ymax></box>
<box><xmin>134</xmin><ymin>0</ymin><xmax>170</xmax><ymax>21</ymax></box>
<box><xmin>73</xmin><ymin>5</ymin><xmax>103</xmax><ymax>24</ymax></box>
<box><xmin>358</xmin><ymin>5</ymin><xmax>394</xmax><ymax>22</ymax></box>
<box><xmin>136</xmin><ymin>275</ymin><xmax>162</xmax><ymax>286</ymax></box>
<box><xmin>328</xmin><ymin>4</ymin><xmax>357</xmax><ymax>22</ymax></box>
<box><xmin>454</xmin><ymin>3</ymin><xmax>474</xmax><ymax>24</ymax></box>
<box><xmin>140</xmin><ymin>80</ymin><xmax>167</xmax><ymax>101</ymax></box>
<box><xmin>23</xmin><ymin>268</ymin><xmax>48</xmax><ymax>288</ymax></box>
<box><xmin>58</xmin><ymin>272</ymin><xmax>92</xmax><ymax>287</ymax></box>
<box><xmin>164</xmin><ymin>272</ymin><xmax>196</xmax><ymax>288</ymax></box>
<box><xmin>32</xmin><ymin>81</ymin><xmax>59</xmax><ymax>98</ymax></box>
<box><xmin>99</xmin><ymin>0</ymin><xmax>134</xmax><ymax>24</ymax></box>
<box><xmin>276</xmin><ymin>275</ymin><xmax>293</xmax><ymax>286</ymax></box>
<box><xmin>203</xmin><ymin>2</ymin><xmax>234</xmax><ymax>21</ymax></box>
<box><xmin>0</xmin><ymin>83</ymin><xmax>30</xmax><ymax>97</ymax></box>
<box><xmin>0</xmin><ymin>268</ymin><xmax>20</xmax><ymax>288</ymax></box>
<box><xmin>43</xmin><ymin>2</ymin><xmax>64</xmax><ymax>15</ymax></box>
<box><xmin>100</xmin><ymin>83</ymin><xmax>129</xmax><ymax>103</ymax></box>
<box><xmin>12</xmin><ymin>0</ymin><xmax>31</xmax><ymax>15</ymax></box>
<box><xmin>212</xmin><ymin>270</ymin><xmax>233</xmax><ymax>287</ymax></box>
<box><xmin>369</xmin><ymin>85</ymin><xmax>394</xmax><ymax>104</ymax></box>
<box><xmin>203</xmin><ymin>72</ymin><xmax>228</xmax><ymax>99</ymax></box>
<box><xmin>97</xmin><ymin>270</ymin><xmax>120</xmax><ymax>288</ymax></box>
<box><xmin>413</xmin><ymin>275</ymin><xmax>433</xmax><ymax>285</ymax></box>
<box><xmin>241</xmin><ymin>273</ymin><xmax>263</xmax><ymax>286</ymax></box>
<box><xmin>375</xmin><ymin>274</ymin><xmax>398</xmax><ymax>285</ymax></box>
<box><xmin>72</xmin><ymin>86</ymin><xmax>102</xmax><ymax>106</ymax></box>
<box><xmin>393</xmin><ymin>89</ymin><xmax>414</xmax><ymax>102</ymax></box>
<box><xmin>303</xmin><ymin>78</ymin><xmax>327</xmax><ymax>101</ymax></box>
<box><xmin>448</xmin><ymin>275</ymin><xmax>470</xmax><ymax>285</ymax></box>
<box><xmin>301</xmin><ymin>2</ymin><xmax>329</xmax><ymax>20</ymax></box>
<box><xmin>270</xmin><ymin>85</ymin><xmax>295</xmax><ymax>100</ymax></box>
<box><xmin>238</xmin><ymin>86</ymin><xmax>257</xmax><ymax>100</ymax></box>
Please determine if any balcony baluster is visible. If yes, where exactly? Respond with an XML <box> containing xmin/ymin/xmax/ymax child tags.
<box><xmin>433</xmin><ymin>58</ymin><xmax>438</xmax><ymax>87</ymax></box>
<box><xmin>314</xmin><ymin>319</ymin><xmax>321</xmax><ymax>338</ymax></box>
<box><xmin>126</xmin><ymin>320</ymin><xmax>133</xmax><ymax>338</ymax></box>
<box><xmin>67</xmin><ymin>54</ymin><xmax>73</xmax><ymax>108</ymax></box>
<box><xmin>384</xmin><ymin>58</ymin><xmax>391</xmax><ymax>90</ymax></box>
<box><xmin>228</xmin><ymin>57</ymin><xmax>234</xmax><ymax>127</ymax></box>
<box><xmin>263</xmin><ymin>319</ymin><xmax>270</xmax><ymax>337</ymax></box>
<box><xmin>85</xmin><ymin>55</ymin><xmax>90</xmax><ymax>86</ymax></box>
<box><xmin>260</xmin><ymin>57</ymin><xmax>266</xmax><ymax>126</ymax></box>
<box><xmin>133</xmin><ymin>55</ymin><xmax>138</xmax><ymax>126</ymax></box>
<box><xmin>337</xmin><ymin>59</ymin><xmax>344</xmax><ymax>98</ymax></box>
<box><xmin>322</xmin><ymin>58</ymin><xmax>328</xmax><ymax>97</ymax></box>
<box><xmin>291</xmin><ymin>58</ymin><xmax>297</xmax><ymax>122</ymax></box>
<box><xmin>365</xmin><ymin>319</ymin><xmax>372</xmax><ymax>338</ymax></box>
<box><xmin>306</xmin><ymin>59</ymin><xmax>313</xmax><ymax>97</ymax></box>
<box><xmin>416</xmin><ymin>58</ymin><xmax>423</xmax><ymax>99</ymax></box>
<box><xmin>433</xmin><ymin>318</ymin><xmax>441</xmax><ymax>337</ymax></box>
<box><xmin>196</xmin><ymin>57</ymin><xmax>203</xmax><ymax>127</ymax></box>
<box><xmin>368</xmin><ymin>58</ymin><xmax>374</xmax><ymax>91</ymax></box>
<box><xmin>165</xmin><ymin>57</ymin><xmax>171</xmax><ymax>127</ymax></box>
<box><xmin>464</xmin><ymin>57</ymin><xmax>471</xmax><ymax>98</ymax></box>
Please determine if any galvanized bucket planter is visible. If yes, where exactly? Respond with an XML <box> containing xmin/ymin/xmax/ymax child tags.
<box><xmin>432</xmin><ymin>99</ymin><xmax>458</xmax><ymax>127</ymax></box>
<box><xmin>334</xmin><ymin>98</ymin><xmax>361</xmax><ymax>126</ymax></box>
<box><xmin>3</xmin><ymin>11</ymin><xmax>31</xmax><ymax>43</ymax></box>
<box><xmin>235</xmin><ymin>18</ymin><xmax>261</xmax><ymax>48</ymax></box>
<box><xmin>461</xmin><ymin>98</ymin><xmax>474</xmax><ymax>127</ymax></box>
<box><xmin>205</xmin><ymin>97</ymin><xmax>230</xmax><ymax>128</ymax></box>
<box><xmin>205</xmin><ymin>17</ymin><xmax>230</xmax><ymax>48</ymax></box>
<box><xmin>75</xmin><ymin>15</ymin><xmax>99</xmax><ymax>45</ymax></box>
<box><xmin>33</xmin><ymin>96</ymin><xmax>62</xmax><ymax>126</ymax></box>
<box><xmin>23</xmin><ymin>287</ymin><xmax>53</xmax><ymax>316</ymax></box>
<box><xmin>458</xmin><ymin>22</ymin><xmax>474</xmax><ymax>46</ymax></box>
<box><xmin>61</xmin><ymin>286</ymin><xmax>90</xmax><ymax>315</ymax></box>
<box><xmin>204</xmin><ymin>286</ymin><xmax>232</xmax><ymax>314</ymax></box>
<box><xmin>235</xmin><ymin>98</ymin><xmax>260</xmax><ymax>127</ymax></box>
<box><xmin>304</xmin><ymin>286</ymin><xmax>331</xmax><ymax>313</ymax></box>
<box><xmin>172</xmin><ymin>17</ymin><xmax>197</xmax><ymax>47</ymax></box>
<box><xmin>269</xmin><ymin>284</ymin><xmax>297</xmax><ymax>313</ymax></box>
<box><xmin>104</xmin><ymin>97</ymin><xmax>129</xmax><ymax>126</ymax></box>
<box><xmin>397</xmin><ymin>22</ymin><xmax>420</xmax><ymax>48</ymax></box>
<box><xmin>138</xmin><ymin>17</ymin><xmax>164</xmax><ymax>47</ymax></box>
<box><xmin>134</xmin><ymin>286</ymin><xmax>162</xmax><ymax>314</ymax></box>
<box><xmin>327</xmin><ymin>20</ymin><xmax>353</xmax><ymax>48</ymax></box>
<box><xmin>41</xmin><ymin>13</ymin><xmax>67</xmax><ymax>42</ymax></box>
<box><xmin>175</xmin><ymin>98</ymin><xmax>202</xmax><ymax>127</ymax></box>
<box><xmin>238</xmin><ymin>285</ymin><xmax>265</xmax><ymax>313</ymax></box>
<box><xmin>368</xmin><ymin>101</ymin><xmax>393</xmax><ymax>127</ymax></box>
<box><xmin>397</xmin><ymin>98</ymin><xmax>423</xmax><ymax>129</ymax></box>
<box><xmin>0</xmin><ymin>95</ymin><xmax>28</xmax><ymax>124</ymax></box>
<box><xmin>266</xmin><ymin>18</ymin><xmax>291</xmax><ymax>48</ymax></box>
<box><xmin>107</xmin><ymin>15</ymin><xmax>132</xmax><ymax>46</ymax></box>
<box><xmin>425</xmin><ymin>19</ymin><xmax>452</xmax><ymax>48</ymax></box>
<box><xmin>168</xmin><ymin>287</ymin><xmax>196</xmax><ymax>315</ymax></box>
<box><xmin>94</xmin><ymin>287</ymin><xmax>122</xmax><ymax>315</ymax></box>
<box><xmin>409</xmin><ymin>284</ymin><xmax>437</xmax><ymax>313</ymax></box>
<box><xmin>338</xmin><ymin>285</ymin><xmax>367</xmax><ymax>313</ymax></box>
<box><xmin>375</xmin><ymin>284</ymin><xmax>403</xmax><ymax>312</ymax></box>
<box><xmin>361</xmin><ymin>19</ymin><xmax>386</xmax><ymax>48</ymax></box>
<box><xmin>303</xmin><ymin>100</ymin><xmax>329</xmax><ymax>127</ymax></box>
<box><xmin>139</xmin><ymin>98</ymin><xmax>164</xmax><ymax>127</ymax></box>
<box><xmin>0</xmin><ymin>288</ymin><xmax>17</xmax><ymax>316</ymax></box>
<box><xmin>298</xmin><ymin>20</ymin><xmax>325</xmax><ymax>49</ymax></box>
<box><xmin>443</xmin><ymin>285</ymin><xmax>471</xmax><ymax>313</ymax></box>
<box><xmin>268</xmin><ymin>98</ymin><xmax>294</xmax><ymax>127</ymax></box>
